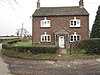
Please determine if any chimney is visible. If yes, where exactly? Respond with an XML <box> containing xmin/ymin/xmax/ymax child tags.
<box><xmin>37</xmin><ymin>0</ymin><xmax>40</xmax><ymax>9</ymax></box>
<box><xmin>79</xmin><ymin>0</ymin><xmax>84</xmax><ymax>8</ymax></box>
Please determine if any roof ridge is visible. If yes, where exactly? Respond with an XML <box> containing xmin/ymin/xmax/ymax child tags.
<box><xmin>40</xmin><ymin>6</ymin><xmax>81</xmax><ymax>8</ymax></box>
<box><xmin>33</xmin><ymin>6</ymin><xmax>89</xmax><ymax>17</ymax></box>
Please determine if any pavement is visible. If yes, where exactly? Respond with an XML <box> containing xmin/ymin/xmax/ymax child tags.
<box><xmin>0</xmin><ymin>43</ymin><xmax>2</xmax><ymax>50</ymax></box>
<box><xmin>58</xmin><ymin>49</ymin><xmax>67</xmax><ymax>54</ymax></box>
<box><xmin>0</xmin><ymin>43</ymin><xmax>12</xmax><ymax>75</ymax></box>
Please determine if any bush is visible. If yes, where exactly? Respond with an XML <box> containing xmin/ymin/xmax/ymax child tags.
<box><xmin>7</xmin><ymin>39</ymin><xmax>21</xmax><ymax>44</ymax></box>
<box><xmin>72</xmin><ymin>38</ymin><xmax>100</xmax><ymax>54</ymax></box>
<box><xmin>2</xmin><ymin>40</ymin><xmax>59</xmax><ymax>54</ymax></box>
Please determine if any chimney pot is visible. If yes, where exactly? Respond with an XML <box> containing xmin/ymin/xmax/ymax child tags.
<box><xmin>79</xmin><ymin>0</ymin><xmax>84</xmax><ymax>8</ymax></box>
<box><xmin>37</xmin><ymin>0</ymin><xmax>40</xmax><ymax>9</ymax></box>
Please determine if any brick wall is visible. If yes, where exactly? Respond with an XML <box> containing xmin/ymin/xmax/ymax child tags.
<box><xmin>32</xmin><ymin>15</ymin><xmax>89</xmax><ymax>44</ymax></box>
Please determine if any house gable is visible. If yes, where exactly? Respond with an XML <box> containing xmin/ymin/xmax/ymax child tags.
<box><xmin>54</xmin><ymin>27</ymin><xmax>70</xmax><ymax>35</ymax></box>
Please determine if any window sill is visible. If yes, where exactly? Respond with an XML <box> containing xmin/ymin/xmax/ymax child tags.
<box><xmin>69</xmin><ymin>27</ymin><xmax>81</xmax><ymax>28</ymax></box>
<box><xmin>41</xmin><ymin>41</ymin><xmax>51</xmax><ymax>43</ymax></box>
<box><xmin>40</xmin><ymin>27</ymin><xmax>51</xmax><ymax>29</ymax></box>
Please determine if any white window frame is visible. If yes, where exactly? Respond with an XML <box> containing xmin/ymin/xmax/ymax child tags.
<box><xmin>41</xmin><ymin>32</ymin><xmax>51</xmax><ymax>42</ymax></box>
<box><xmin>70</xmin><ymin>32</ymin><xmax>81</xmax><ymax>42</ymax></box>
<box><xmin>70</xmin><ymin>17</ymin><xmax>81</xmax><ymax>27</ymax></box>
<box><xmin>41</xmin><ymin>17</ymin><xmax>51</xmax><ymax>27</ymax></box>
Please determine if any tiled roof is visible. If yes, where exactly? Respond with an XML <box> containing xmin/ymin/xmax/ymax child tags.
<box><xmin>32</xmin><ymin>6</ymin><xmax>89</xmax><ymax>17</ymax></box>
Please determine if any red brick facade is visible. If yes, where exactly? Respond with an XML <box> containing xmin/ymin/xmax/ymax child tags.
<box><xmin>32</xmin><ymin>16</ymin><xmax>89</xmax><ymax>47</ymax></box>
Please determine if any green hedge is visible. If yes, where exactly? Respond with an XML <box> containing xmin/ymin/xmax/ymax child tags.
<box><xmin>2</xmin><ymin>41</ymin><xmax>59</xmax><ymax>54</ymax></box>
<box><xmin>72</xmin><ymin>38</ymin><xmax>100</xmax><ymax>54</ymax></box>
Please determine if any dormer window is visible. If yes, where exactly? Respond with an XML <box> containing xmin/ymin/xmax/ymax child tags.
<box><xmin>41</xmin><ymin>17</ymin><xmax>51</xmax><ymax>27</ymax></box>
<box><xmin>70</xmin><ymin>17</ymin><xmax>81</xmax><ymax>27</ymax></box>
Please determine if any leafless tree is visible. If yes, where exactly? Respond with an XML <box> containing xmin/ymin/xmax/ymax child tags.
<box><xmin>16</xmin><ymin>23</ymin><xmax>31</xmax><ymax>37</ymax></box>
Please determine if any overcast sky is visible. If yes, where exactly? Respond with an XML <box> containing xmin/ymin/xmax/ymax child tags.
<box><xmin>0</xmin><ymin>0</ymin><xmax>100</xmax><ymax>36</ymax></box>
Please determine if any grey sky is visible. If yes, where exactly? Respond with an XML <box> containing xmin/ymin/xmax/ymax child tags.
<box><xmin>0</xmin><ymin>0</ymin><xmax>100</xmax><ymax>36</ymax></box>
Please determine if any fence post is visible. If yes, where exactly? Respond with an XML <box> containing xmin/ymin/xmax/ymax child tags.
<box><xmin>70</xmin><ymin>43</ymin><xmax>72</xmax><ymax>55</ymax></box>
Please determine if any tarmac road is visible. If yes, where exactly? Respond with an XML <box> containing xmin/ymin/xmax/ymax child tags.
<box><xmin>1</xmin><ymin>43</ymin><xmax>100</xmax><ymax>75</ymax></box>
<box><xmin>0</xmin><ymin>43</ymin><xmax>12</xmax><ymax>75</ymax></box>
<box><xmin>2</xmin><ymin>55</ymin><xmax>100</xmax><ymax>75</ymax></box>
<box><xmin>0</xmin><ymin>43</ymin><xmax>2</xmax><ymax>50</ymax></box>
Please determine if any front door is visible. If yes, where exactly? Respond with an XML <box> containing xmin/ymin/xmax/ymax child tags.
<box><xmin>59</xmin><ymin>36</ymin><xmax>65</xmax><ymax>48</ymax></box>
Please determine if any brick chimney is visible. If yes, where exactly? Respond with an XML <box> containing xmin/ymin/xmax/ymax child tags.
<box><xmin>79</xmin><ymin>0</ymin><xmax>84</xmax><ymax>8</ymax></box>
<box><xmin>37</xmin><ymin>0</ymin><xmax>40</xmax><ymax>9</ymax></box>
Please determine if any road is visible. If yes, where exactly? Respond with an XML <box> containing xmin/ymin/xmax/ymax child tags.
<box><xmin>1</xmin><ymin>54</ymin><xmax>100</xmax><ymax>75</ymax></box>
<box><xmin>0</xmin><ymin>43</ymin><xmax>12</xmax><ymax>75</ymax></box>
<box><xmin>0</xmin><ymin>43</ymin><xmax>2</xmax><ymax>50</ymax></box>
<box><xmin>0</xmin><ymin>43</ymin><xmax>100</xmax><ymax>75</ymax></box>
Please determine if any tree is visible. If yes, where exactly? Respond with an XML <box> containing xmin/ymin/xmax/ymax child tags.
<box><xmin>16</xmin><ymin>23</ymin><xmax>31</xmax><ymax>37</ymax></box>
<box><xmin>90</xmin><ymin>5</ymin><xmax>100</xmax><ymax>38</ymax></box>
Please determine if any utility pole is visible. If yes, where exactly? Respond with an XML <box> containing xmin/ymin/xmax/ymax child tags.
<box><xmin>20</xmin><ymin>22</ymin><xmax>24</xmax><ymax>37</ymax></box>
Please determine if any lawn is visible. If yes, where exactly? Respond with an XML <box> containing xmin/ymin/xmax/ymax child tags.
<box><xmin>12</xmin><ymin>40</ymin><xmax>32</xmax><ymax>46</ymax></box>
<box><xmin>2</xmin><ymin>40</ymin><xmax>100</xmax><ymax>60</ymax></box>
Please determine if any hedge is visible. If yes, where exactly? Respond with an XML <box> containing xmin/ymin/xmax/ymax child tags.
<box><xmin>2</xmin><ymin>40</ymin><xmax>59</xmax><ymax>54</ymax></box>
<box><xmin>72</xmin><ymin>38</ymin><xmax>100</xmax><ymax>54</ymax></box>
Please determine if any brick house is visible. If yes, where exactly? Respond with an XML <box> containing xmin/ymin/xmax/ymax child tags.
<box><xmin>32</xmin><ymin>0</ymin><xmax>89</xmax><ymax>48</ymax></box>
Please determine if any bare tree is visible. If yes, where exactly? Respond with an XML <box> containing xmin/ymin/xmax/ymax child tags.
<box><xmin>16</xmin><ymin>23</ymin><xmax>31</xmax><ymax>37</ymax></box>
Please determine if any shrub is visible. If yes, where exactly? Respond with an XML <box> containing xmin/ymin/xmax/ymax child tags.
<box><xmin>2</xmin><ymin>40</ymin><xmax>59</xmax><ymax>54</ymax></box>
<box><xmin>7</xmin><ymin>39</ymin><xmax>21</xmax><ymax>44</ymax></box>
<box><xmin>72</xmin><ymin>38</ymin><xmax>100</xmax><ymax>54</ymax></box>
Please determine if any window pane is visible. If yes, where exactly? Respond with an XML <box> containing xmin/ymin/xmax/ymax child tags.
<box><xmin>47</xmin><ymin>21</ymin><xmax>50</xmax><ymax>24</ymax></box>
<box><xmin>74</xmin><ymin>21</ymin><xmax>76</xmax><ymax>26</ymax></box>
<box><xmin>44</xmin><ymin>21</ymin><xmax>46</xmax><ymax>24</ymax></box>
<box><xmin>48</xmin><ymin>36</ymin><xmax>50</xmax><ymax>41</ymax></box>
<box><xmin>74</xmin><ymin>36</ymin><xmax>76</xmax><ymax>41</ymax></box>
<box><xmin>77</xmin><ymin>36</ymin><xmax>80</xmax><ymax>40</ymax></box>
<box><xmin>45</xmin><ymin>36</ymin><xmax>47</xmax><ymax>41</ymax></box>
<box><xmin>77</xmin><ymin>20</ymin><xmax>80</xmax><ymax>24</ymax></box>
<box><xmin>41</xmin><ymin>36</ymin><xmax>44</xmax><ymax>41</ymax></box>
<box><xmin>71</xmin><ymin>21</ymin><xmax>73</xmax><ymax>25</ymax></box>
<box><xmin>70</xmin><ymin>36</ymin><xmax>73</xmax><ymax>41</ymax></box>
<box><xmin>42</xmin><ymin>21</ymin><xmax>44</xmax><ymax>25</ymax></box>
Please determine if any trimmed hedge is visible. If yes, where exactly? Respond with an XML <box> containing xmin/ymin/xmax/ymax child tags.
<box><xmin>2</xmin><ymin>40</ymin><xmax>59</xmax><ymax>54</ymax></box>
<box><xmin>72</xmin><ymin>38</ymin><xmax>100</xmax><ymax>54</ymax></box>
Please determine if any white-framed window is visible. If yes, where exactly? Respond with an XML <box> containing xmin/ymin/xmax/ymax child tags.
<box><xmin>41</xmin><ymin>32</ymin><xmax>51</xmax><ymax>42</ymax></box>
<box><xmin>41</xmin><ymin>17</ymin><xmax>51</xmax><ymax>27</ymax></box>
<box><xmin>70</xmin><ymin>32</ymin><xmax>81</xmax><ymax>42</ymax></box>
<box><xmin>70</xmin><ymin>17</ymin><xmax>81</xmax><ymax>27</ymax></box>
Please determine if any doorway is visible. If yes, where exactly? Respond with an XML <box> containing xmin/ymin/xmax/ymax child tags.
<box><xmin>59</xmin><ymin>36</ymin><xmax>65</xmax><ymax>48</ymax></box>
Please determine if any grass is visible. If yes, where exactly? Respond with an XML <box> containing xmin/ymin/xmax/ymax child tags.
<box><xmin>2</xmin><ymin>50</ymin><xmax>59</xmax><ymax>60</ymax></box>
<box><xmin>2</xmin><ymin>49</ymin><xmax>100</xmax><ymax>61</ymax></box>
<box><xmin>67</xmin><ymin>49</ymin><xmax>100</xmax><ymax>60</ymax></box>
<box><xmin>12</xmin><ymin>40</ymin><xmax>32</xmax><ymax>46</ymax></box>
<box><xmin>2</xmin><ymin>40</ymin><xmax>100</xmax><ymax>60</ymax></box>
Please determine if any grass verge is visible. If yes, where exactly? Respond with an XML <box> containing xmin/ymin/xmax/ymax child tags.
<box><xmin>2</xmin><ymin>49</ymin><xmax>100</xmax><ymax>61</ymax></box>
<box><xmin>1</xmin><ymin>50</ymin><xmax>59</xmax><ymax>60</ymax></box>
